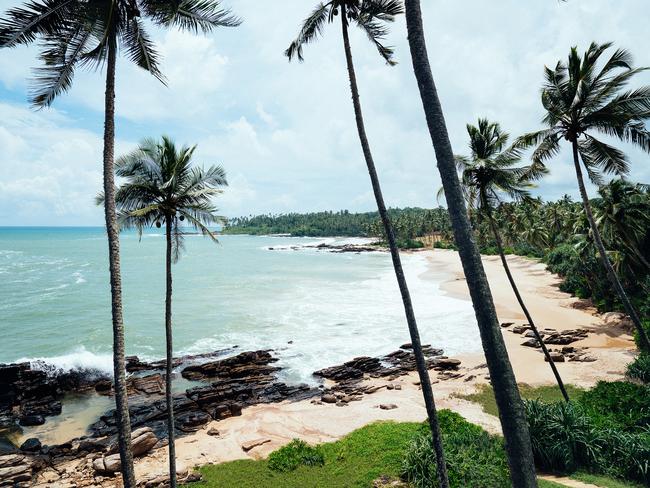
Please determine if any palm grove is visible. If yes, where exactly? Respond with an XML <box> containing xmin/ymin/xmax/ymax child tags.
<box><xmin>1</xmin><ymin>1</ymin><xmax>649</xmax><ymax>487</ymax></box>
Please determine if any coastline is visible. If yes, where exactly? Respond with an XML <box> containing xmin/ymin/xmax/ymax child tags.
<box><xmin>25</xmin><ymin>248</ymin><xmax>637</xmax><ymax>486</ymax></box>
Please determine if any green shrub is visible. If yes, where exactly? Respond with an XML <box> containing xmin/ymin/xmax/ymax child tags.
<box><xmin>267</xmin><ymin>439</ymin><xmax>325</xmax><ymax>472</ymax></box>
<box><xmin>402</xmin><ymin>411</ymin><xmax>510</xmax><ymax>487</ymax></box>
<box><xmin>627</xmin><ymin>354</ymin><xmax>650</xmax><ymax>384</ymax></box>
<box><xmin>578</xmin><ymin>381</ymin><xmax>650</xmax><ymax>430</ymax></box>
<box><xmin>524</xmin><ymin>399</ymin><xmax>650</xmax><ymax>484</ymax></box>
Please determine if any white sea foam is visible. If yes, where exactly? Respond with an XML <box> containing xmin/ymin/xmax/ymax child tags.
<box><xmin>16</xmin><ymin>347</ymin><xmax>114</xmax><ymax>377</ymax></box>
<box><xmin>73</xmin><ymin>271</ymin><xmax>86</xmax><ymax>284</ymax></box>
<box><xmin>181</xmin><ymin>253</ymin><xmax>479</xmax><ymax>385</ymax></box>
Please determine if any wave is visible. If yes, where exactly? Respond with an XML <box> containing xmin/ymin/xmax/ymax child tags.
<box><xmin>16</xmin><ymin>347</ymin><xmax>114</xmax><ymax>377</ymax></box>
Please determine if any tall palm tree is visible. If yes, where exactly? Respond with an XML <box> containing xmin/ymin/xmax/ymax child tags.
<box><xmin>0</xmin><ymin>3</ymin><xmax>240</xmax><ymax>485</ymax></box>
<box><xmin>457</xmin><ymin>118</ymin><xmax>570</xmax><ymax>402</ymax></box>
<box><xmin>285</xmin><ymin>2</ymin><xmax>449</xmax><ymax>485</ymax></box>
<box><xmin>402</xmin><ymin>1</ymin><xmax>538</xmax><ymax>486</ymax></box>
<box><xmin>520</xmin><ymin>42</ymin><xmax>650</xmax><ymax>352</ymax></box>
<box><xmin>103</xmin><ymin>136</ymin><xmax>227</xmax><ymax>488</ymax></box>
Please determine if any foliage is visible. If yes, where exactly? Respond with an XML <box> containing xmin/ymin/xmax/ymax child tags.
<box><xmin>627</xmin><ymin>353</ymin><xmax>650</xmax><ymax>384</ymax></box>
<box><xmin>193</xmin><ymin>417</ymin><xmax>560</xmax><ymax>488</ymax></box>
<box><xmin>224</xmin><ymin>207</ymin><xmax>452</xmax><ymax>242</ymax></box>
<box><xmin>524</xmin><ymin>398</ymin><xmax>650</xmax><ymax>484</ymax></box>
<box><xmin>267</xmin><ymin>439</ymin><xmax>324</xmax><ymax>472</ymax></box>
<box><xmin>402</xmin><ymin>411</ymin><xmax>510</xmax><ymax>487</ymax></box>
<box><xmin>194</xmin><ymin>421</ymin><xmax>426</xmax><ymax>487</ymax></box>
<box><xmin>578</xmin><ymin>381</ymin><xmax>650</xmax><ymax>431</ymax></box>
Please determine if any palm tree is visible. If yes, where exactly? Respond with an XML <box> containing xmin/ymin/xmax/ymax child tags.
<box><xmin>105</xmin><ymin>136</ymin><xmax>227</xmax><ymax>488</ymax></box>
<box><xmin>520</xmin><ymin>42</ymin><xmax>650</xmax><ymax>352</ymax></box>
<box><xmin>285</xmin><ymin>2</ymin><xmax>449</xmax><ymax>485</ymax></box>
<box><xmin>402</xmin><ymin>2</ymin><xmax>538</xmax><ymax>486</ymax></box>
<box><xmin>0</xmin><ymin>3</ymin><xmax>240</xmax><ymax>485</ymax></box>
<box><xmin>594</xmin><ymin>179</ymin><xmax>650</xmax><ymax>271</ymax></box>
<box><xmin>457</xmin><ymin>118</ymin><xmax>570</xmax><ymax>402</ymax></box>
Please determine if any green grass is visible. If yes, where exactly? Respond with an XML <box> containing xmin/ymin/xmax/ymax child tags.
<box><xmin>538</xmin><ymin>480</ymin><xmax>568</xmax><ymax>488</ymax></box>
<box><xmin>193</xmin><ymin>421</ymin><xmax>426</xmax><ymax>487</ymax></box>
<box><xmin>570</xmin><ymin>472</ymin><xmax>645</xmax><ymax>488</ymax></box>
<box><xmin>455</xmin><ymin>383</ymin><xmax>586</xmax><ymax>417</ymax></box>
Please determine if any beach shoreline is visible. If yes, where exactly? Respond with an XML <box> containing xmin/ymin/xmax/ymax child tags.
<box><xmin>20</xmin><ymin>247</ymin><xmax>637</xmax><ymax>486</ymax></box>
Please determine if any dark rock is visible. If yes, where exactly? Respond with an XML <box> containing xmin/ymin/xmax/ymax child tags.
<box><xmin>379</xmin><ymin>404</ymin><xmax>398</xmax><ymax>410</ymax></box>
<box><xmin>19</xmin><ymin>415</ymin><xmax>44</xmax><ymax>426</ymax></box>
<box><xmin>544</xmin><ymin>352</ymin><xmax>565</xmax><ymax>363</ymax></box>
<box><xmin>521</xmin><ymin>339</ymin><xmax>540</xmax><ymax>348</ymax></box>
<box><xmin>19</xmin><ymin>438</ymin><xmax>40</xmax><ymax>452</ymax></box>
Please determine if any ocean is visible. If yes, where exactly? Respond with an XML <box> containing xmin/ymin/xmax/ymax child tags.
<box><xmin>0</xmin><ymin>227</ymin><xmax>481</xmax><ymax>385</ymax></box>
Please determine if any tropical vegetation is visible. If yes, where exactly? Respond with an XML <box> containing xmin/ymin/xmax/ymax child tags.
<box><xmin>0</xmin><ymin>0</ymin><xmax>648</xmax><ymax>485</ymax></box>
<box><xmin>520</xmin><ymin>41</ymin><xmax>650</xmax><ymax>351</ymax></box>
<box><xmin>104</xmin><ymin>136</ymin><xmax>227</xmax><ymax>488</ymax></box>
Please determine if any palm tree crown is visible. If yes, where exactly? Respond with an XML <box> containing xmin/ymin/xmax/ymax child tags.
<box><xmin>0</xmin><ymin>0</ymin><xmax>241</xmax><ymax>107</ymax></box>
<box><xmin>520</xmin><ymin>42</ymin><xmax>650</xmax><ymax>182</ymax></box>
<box><xmin>285</xmin><ymin>0</ymin><xmax>403</xmax><ymax>65</ymax></box>
<box><xmin>458</xmin><ymin>119</ymin><xmax>547</xmax><ymax>212</ymax></box>
<box><xmin>108</xmin><ymin>136</ymin><xmax>227</xmax><ymax>252</ymax></box>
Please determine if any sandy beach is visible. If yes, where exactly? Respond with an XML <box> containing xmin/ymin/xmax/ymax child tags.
<box><xmin>34</xmin><ymin>249</ymin><xmax>638</xmax><ymax>486</ymax></box>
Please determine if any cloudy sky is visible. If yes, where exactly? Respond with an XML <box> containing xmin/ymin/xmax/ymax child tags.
<box><xmin>1</xmin><ymin>0</ymin><xmax>649</xmax><ymax>226</ymax></box>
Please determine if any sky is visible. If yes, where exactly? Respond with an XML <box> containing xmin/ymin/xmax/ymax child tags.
<box><xmin>1</xmin><ymin>0</ymin><xmax>649</xmax><ymax>226</ymax></box>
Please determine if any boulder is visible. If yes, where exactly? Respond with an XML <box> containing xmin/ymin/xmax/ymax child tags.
<box><xmin>431</xmin><ymin>358</ymin><xmax>461</xmax><ymax>370</ymax></box>
<box><xmin>19</xmin><ymin>438</ymin><xmax>40</xmax><ymax>452</ymax></box>
<box><xmin>544</xmin><ymin>352</ymin><xmax>565</xmax><ymax>363</ymax></box>
<box><xmin>131</xmin><ymin>428</ymin><xmax>158</xmax><ymax>457</ymax></box>
<box><xmin>93</xmin><ymin>453</ymin><xmax>121</xmax><ymax>474</ymax></box>
<box><xmin>19</xmin><ymin>415</ymin><xmax>45</xmax><ymax>426</ymax></box>
<box><xmin>521</xmin><ymin>339</ymin><xmax>540</xmax><ymax>348</ymax></box>
<box><xmin>321</xmin><ymin>394</ymin><xmax>337</xmax><ymax>404</ymax></box>
<box><xmin>108</xmin><ymin>427</ymin><xmax>158</xmax><ymax>458</ymax></box>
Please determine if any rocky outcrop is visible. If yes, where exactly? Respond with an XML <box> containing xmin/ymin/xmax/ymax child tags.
<box><xmin>0</xmin><ymin>454</ymin><xmax>31</xmax><ymax>486</ymax></box>
<box><xmin>314</xmin><ymin>344</ymin><xmax>447</xmax><ymax>382</ymax></box>
<box><xmin>90</xmin><ymin>351</ymin><xmax>318</xmax><ymax>439</ymax></box>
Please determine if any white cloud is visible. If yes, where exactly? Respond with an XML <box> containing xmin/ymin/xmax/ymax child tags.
<box><xmin>0</xmin><ymin>0</ymin><xmax>649</xmax><ymax>225</ymax></box>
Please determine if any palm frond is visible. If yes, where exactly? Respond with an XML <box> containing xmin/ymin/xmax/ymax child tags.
<box><xmin>143</xmin><ymin>0</ymin><xmax>242</xmax><ymax>32</ymax></box>
<box><xmin>29</xmin><ymin>24</ymin><xmax>93</xmax><ymax>107</ymax></box>
<box><xmin>285</xmin><ymin>2</ymin><xmax>330</xmax><ymax>62</ymax></box>
<box><xmin>0</xmin><ymin>0</ymin><xmax>77</xmax><ymax>47</ymax></box>
<box><xmin>579</xmin><ymin>136</ymin><xmax>629</xmax><ymax>178</ymax></box>
<box><xmin>120</xmin><ymin>17</ymin><xmax>165</xmax><ymax>83</ymax></box>
<box><xmin>355</xmin><ymin>15</ymin><xmax>396</xmax><ymax>65</ymax></box>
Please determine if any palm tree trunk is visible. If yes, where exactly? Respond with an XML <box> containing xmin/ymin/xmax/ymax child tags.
<box><xmin>486</xmin><ymin>213</ymin><xmax>570</xmax><ymax>402</ymax></box>
<box><xmin>403</xmin><ymin>2</ymin><xmax>538</xmax><ymax>486</ymax></box>
<box><xmin>165</xmin><ymin>215</ymin><xmax>177</xmax><ymax>487</ymax></box>
<box><xmin>571</xmin><ymin>141</ymin><xmax>650</xmax><ymax>352</ymax></box>
<box><xmin>340</xmin><ymin>14</ymin><xmax>449</xmax><ymax>488</ymax></box>
<box><xmin>102</xmin><ymin>38</ymin><xmax>136</xmax><ymax>487</ymax></box>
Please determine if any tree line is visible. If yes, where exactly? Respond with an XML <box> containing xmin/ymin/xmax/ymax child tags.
<box><xmin>2</xmin><ymin>0</ymin><xmax>650</xmax><ymax>487</ymax></box>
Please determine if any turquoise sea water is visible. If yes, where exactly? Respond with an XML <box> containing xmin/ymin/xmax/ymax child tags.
<box><xmin>0</xmin><ymin>227</ymin><xmax>480</xmax><ymax>384</ymax></box>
